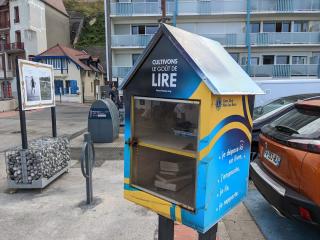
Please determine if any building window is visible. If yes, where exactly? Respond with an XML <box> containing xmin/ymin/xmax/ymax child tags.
<box><xmin>91</xmin><ymin>82</ymin><xmax>93</xmax><ymax>93</ymax></box>
<box><xmin>263</xmin><ymin>55</ymin><xmax>275</xmax><ymax>65</ymax></box>
<box><xmin>310</xmin><ymin>52</ymin><xmax>320</xmax><ymax>64</ymax></box>
<box><xmin>292</xmin><ymin>56</ymin><xmax>307</xmax><ymax>64</ymax></box>
<box><xmin>294</xmin><ymin>21</ymin><xmax>308</xmax><ymax>32</ymax></box>
<box><xmin>276</xmin><ymin>55</ymin><xmax>290</xmax><ymax>65</ymax></box>
<box><xmin>263</xmin><ymin>22</ymin><xmax>291</xmax><ymax>32</ymax></box>
<box><xmin>250</xmin><ymin>23</ymin><xmax>260</xmax><ymax>33</ymax></box>
<box><xmin>14</xmin><ymin>6</ymin><xmax>19</xmax><ymax>23</ymax></box>
<box><xmin>263</xmin><ymin>22</ymin><xmax>275</xmax><ymax>32</ymax></box>
<box><xmin>146</xmin><ymin>25</ymin><xmax>158</xmax><ymax>34</ymax></box>
<box><xmin>0</xmin><ymin>10</ymin><xmax>9</xmax><ymax>28</ymax></box>
<box><xmin>131</xmin><ymin>25</ymin><xmax>158</xmax><ymax>35</ymax></box>
<box><xmin>15</xmin><ymin>31</ymin><xmax>21</xmax><ymax>43</ymax></box>
<box><xmin>132</xmin><ymin>25</ymin><xmax>145</xmax><ymax>35</ymax></box>
<box><xmin>132</xmin><ymin>54</ymin><xmax>141</xmax><ymax>65</ymax></box>
<box><xmin>4</xmin><ymin>32</ymin><xmax>10</xmax><ymax>45</ymax></box>
<box><xmin>229</xmin><ymin>53</ymin><xmax>239</xmax><ymax>63</ymax></box>
<box><xmin>7</xmin><ymin>54</ymin><xmax>11</xmax><ymax>70</ymax></box>
<box><xmin>251</xmin><ymin>57</ymin><xmax>260</xmax><ymax>65</ymax></box>
<box><xmin>280</xmin><ymin>22</ymin><xmax>291</xmax><ymax>32</ymax></box>
<box><xmin>241</xmin><ymin>57</ymin><xmax>259</xmax><ymax>65</ymax></box>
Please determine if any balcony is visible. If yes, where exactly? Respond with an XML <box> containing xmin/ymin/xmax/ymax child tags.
<box><xmin>0</xmin><ymin>42</ymin><xmax>24</xmax><ymax>53</ymax></box>
<box><xmin>203</xmin><ymin>33</ymin><xmax>246</xmax><ymax>46</ymax></box>
<box><xmin>111</xmin><ymin>33</ymin><xmax>245</xmax><ymax>48</ymax></box>
<box><xmin>243</xmin><ymin>64</ymin><xmax>320</xmax><ymax>78</ymax></box>
<box><xmin>112</xmin><ymin>34</ymin><xmax>154</xmax><ymax>48</ymax></box>
<box><xmin>251</xmin><ymin>32</ymin><xmax>320</xmax><ymax>46</ymax></box>
<box><xmin>112</xmin><ymin>66</ymin><xmax>132</xmax><ymax>78</ymax></box>
<box><xmin>112</xmin><ymin>64</ymin><xmax>320</xmax><ymax>79</ymax></box>
<box><xmin>251</xmin><ymin>0</ymin><xmax>320</xmax><ymax>13</ymax></box>
<box><xmin>110</xmin><ymin>0</ymin><xmax>320</xmax><ymax>17</ymax></box>
<box><xmin>112</xmin><ymin>32</ymin><xmax>320</xmax><ymax>48</ymax></box>
<box><xmin>0</xmin><ymin>70</ymin><xmax>14</xmax><ymax>79</ymax></box>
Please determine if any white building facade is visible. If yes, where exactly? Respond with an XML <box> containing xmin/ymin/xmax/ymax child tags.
<box><xmin>107</xmin><ymin>0</ymin><xmax>320</xmax><ymax>105</ymax></box>
<box><xmin>0</xmin><ymin>0</ymin><xmax>69</xmax><ymax>101</ymax></box>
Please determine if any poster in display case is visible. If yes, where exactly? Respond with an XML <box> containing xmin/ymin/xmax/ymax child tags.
<box><xmin>18</xmin><ymin>59</ymin><xmax>55</xmax><ymax>111</ymax></box>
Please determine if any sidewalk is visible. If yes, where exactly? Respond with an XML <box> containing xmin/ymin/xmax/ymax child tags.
<box><xmin>0</xmin><ymin>152</ymin><xmax>264</xmax><ymax>240</ymax></box>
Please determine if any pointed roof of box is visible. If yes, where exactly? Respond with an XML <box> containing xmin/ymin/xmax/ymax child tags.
<box><xmin>120</xmin><ymin>24</ymin><xmax>263</xmax><ymax>95</ymax></box>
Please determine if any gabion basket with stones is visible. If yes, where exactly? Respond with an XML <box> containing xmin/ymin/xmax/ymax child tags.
<box><xmin>5</xmin><ymin>136</ymin><xmax>70</xmax><ymax>189</ymax></box>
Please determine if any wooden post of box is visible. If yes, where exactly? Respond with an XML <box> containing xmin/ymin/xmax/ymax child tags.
<box><xmin>121</xmin><ymin>24</ymin><xmax>263</xmax><ymax>234</ymax></box>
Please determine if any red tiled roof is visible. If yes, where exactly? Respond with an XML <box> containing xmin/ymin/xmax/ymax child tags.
<box><xmin>37</xmin><ymin>44</ymin><xmax>104</xmax><ymax>72</ymax></box>
<box><xmin>42</xmin><ymin>0</ymin><xmax>68</xmax><ymax>16</ymax></box>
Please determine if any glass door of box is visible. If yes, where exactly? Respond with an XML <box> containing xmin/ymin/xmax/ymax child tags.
<box><xmin>130</xmin><ymin>96</ymin><xmax>200</xmax><ymax>210</ymax></box>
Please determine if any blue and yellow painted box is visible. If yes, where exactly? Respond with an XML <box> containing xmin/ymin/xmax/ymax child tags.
<box><xmin>120</xmin><ymin>24</ymin><xmax>263</xmax><ymax>233</ymax></box>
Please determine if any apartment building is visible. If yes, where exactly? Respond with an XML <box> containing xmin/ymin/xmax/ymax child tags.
<box><xmin>0</xmin><ymin>0</ymin><xmax>70</xmax><ymax>100</ymax></box>
<box><xmin>107</xmin><ymin>0</ymin><xmax>320</xmax><ymax>103</ymax></box>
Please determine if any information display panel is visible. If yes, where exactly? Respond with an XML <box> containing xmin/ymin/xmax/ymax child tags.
<box><xmin>18</xmin><ymin>59</ymin><xmax>55</xmax><ymax>111</ymax></box>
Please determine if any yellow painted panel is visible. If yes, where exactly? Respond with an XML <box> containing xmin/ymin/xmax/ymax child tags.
<box><xmin>124</xmin><ymin>190</ymin><xmax>172</xmax><ymax>218</ymax></box>
<box><xmin>189</xmin><ymin>82</ymin><xmax>246</xmax><ymax>140</ymax></box>
<box><xmin>124</xmin><ymin>178</ymin><xmax>130</xmax><ymax>184</ymax></box>
<box><xmin>245</xmin><ymin>96</ymin><xmax>253</xmax><ymax>127</ymax></box>
<box><xmin>175</xmin><ymin>206</ymin><xmax>182</xmax><ymax>222</ymax></box>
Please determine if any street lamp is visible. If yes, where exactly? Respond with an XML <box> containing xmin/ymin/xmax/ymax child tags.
<box><xmin>0</xmin><ymin>34</ymin><xmax>7</xmax><ymax>99</ymax></box>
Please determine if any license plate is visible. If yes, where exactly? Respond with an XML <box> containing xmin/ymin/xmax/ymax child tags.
<box><xmin>264</xmin><ymin>150</ymin><xmax>281</xmax><ymax>167</ymax></box>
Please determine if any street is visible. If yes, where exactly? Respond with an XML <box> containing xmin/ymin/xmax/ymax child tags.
<box><xmin>0</xmin><ymin>103</ymin><xmax>90</xmax><ymax>152</ymax></box>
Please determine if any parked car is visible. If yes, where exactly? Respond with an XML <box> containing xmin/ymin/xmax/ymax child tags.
<box><xmin>250</xmin><ymin>97</ymin><xmax>320</xmax><ymax>226</ymax></box>
<box><xmin>251</xmin><ymin>93</ymin><xmax>320</xmax><ymax>159</ymax></box>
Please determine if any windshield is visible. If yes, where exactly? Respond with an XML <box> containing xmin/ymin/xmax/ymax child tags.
<box><xmin>253</xmin><ymin>98</ymin><xmax>295</xmax><ymax>119</ymax></box>
<box><xmin>270</xmin><ymin>107</ymin><xmax>320</xmax><ymax>138</ymax></box>
<box><xmin>254</xmin><ymin>104</ymin><xmax>292</xmax><ymax>122</ymax></box>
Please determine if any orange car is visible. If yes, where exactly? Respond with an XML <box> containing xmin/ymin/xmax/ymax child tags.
<box><xmin>250</xmin><ymin>98</ymin><xmax>320</xmax><ymax>226</ymax></box>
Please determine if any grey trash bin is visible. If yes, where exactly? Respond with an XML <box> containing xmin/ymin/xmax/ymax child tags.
<box><xmin>88</xmin><ymin>99</ymin><xmax>120</xmax><ymax>143</ymax></box>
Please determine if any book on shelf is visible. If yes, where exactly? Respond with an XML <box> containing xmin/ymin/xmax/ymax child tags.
<box><xmin>159</xmin><ymin>169</ymin><xmax>192</xmax><ymax>176</ymax></box>
<box><xmin>155</xmin><ymin>173</ymin><xmax>193</xmax><ymax>183</ymax></box>
<box><xmin>159</xmin><ymin>160</ymin><xmax>194</xmax><ymax>172</ymax></box>
<box><xmin>154</xmin><ymin>178</ymin><xmax>192</xmax><ymax>192</ymax></box>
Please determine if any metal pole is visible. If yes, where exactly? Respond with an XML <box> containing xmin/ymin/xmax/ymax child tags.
<box><xmin>104</xmin><ymin>0</ymin><xmax>112</xmax><ymax>82</ymax></box>
<box><xmin>81</xmin><ymin>132</ymin><xmax>95</xmax><ymax>205</ymax></box>
<box><xmin>51</xmin><ymin>107</ymin><xmax>57</xmax><ymax>138</ymax></box>
<box><xmin>161</xmin><ymin>0</ymin><xmax>166</xmax><ymax>23</ymax></box>
<box><xmin>15</xmin><ymin>57</ymin><xmax>28</xmax><ymax>149</ymax></box>
<box><xmin>198</xmin><ymin>223</ymin><xmax>218</xmax><ymax>240</ymax></box>
<box><xmin>1</xmin><ymin>36</ymin><xmax>7</xmax><ymax>98</ymax></box>
<box><xmin>158</xmin><ymin>215</ymin><xmax>174</xmax><ymax>240</ymax></box>
<box><xmin>85</xmin><ymin>133</ymin><xmax>93</xmax><ymax>204</ymax></box>
<box><xmin>246</xmin><ymin>0</ymin><xmax>251</xmax><ymax>75</ymax></box>
<box><xmin>173</xmin><ymin>0</ymin><xmax>178</xmax><ymax>26</ymax></box>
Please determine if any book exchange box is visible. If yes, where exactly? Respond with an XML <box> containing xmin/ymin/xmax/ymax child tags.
<box><xmin>121</xmin><ymin>24</ymin><xmax>263</xmax><ymax>233</ymax></box>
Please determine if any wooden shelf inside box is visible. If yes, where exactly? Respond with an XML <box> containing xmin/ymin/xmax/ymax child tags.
<box><xmin>138</xmin><ymin>133</ymin><xmax>197</xmax><ymax>158</ymax></box>
<box><xmin>132</xmin><ymin>181</ymin><xmax>195</xmax><ymax>211</ymax></box>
